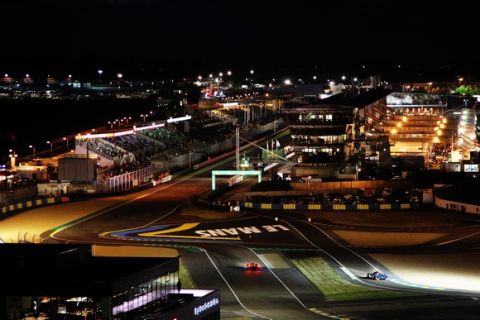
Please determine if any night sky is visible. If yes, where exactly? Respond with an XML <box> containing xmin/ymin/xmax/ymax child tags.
<box><xmin>1</xmin><ymin>0</ymin><xmax>478</xmax><ymax>78</ymax></box>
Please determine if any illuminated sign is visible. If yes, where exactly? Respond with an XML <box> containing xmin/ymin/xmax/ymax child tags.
<box><xmin>75</xmin><ymin>115</ymin><xmax>191</xmax><ymax>140</ymax></box>
<box><xmin>464</xmin><ymin>164</ymin><xmax>479</xmax><ymax>172</ymax></box>
<box><xmin>211</xmin><ymin>170</ymin><xmax>262</xmax><ymax>190</ymax></box>
<box><xmin>194</xmin><ymin>297</ymin><xmax>219</xmax><ymax>316</ymax></box>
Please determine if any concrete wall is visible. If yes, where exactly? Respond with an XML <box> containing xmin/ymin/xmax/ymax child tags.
<box><xmin>434</xmin><ymin>196</ymin><xmax>480</xmax><ymax>215</ymax></box>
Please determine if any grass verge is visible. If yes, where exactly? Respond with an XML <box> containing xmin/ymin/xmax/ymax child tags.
<box><xmin>291</xmin><ymin>256</ymin><xmax>411</xmax><ymax>301</ymax></box>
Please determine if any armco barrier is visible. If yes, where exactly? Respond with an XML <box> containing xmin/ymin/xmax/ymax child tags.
<box><xmin>239</xmin><ymin>202</ymin><xmax>417</xmax><ymax>211</ymax></box>
<box><xmin>1</xmin><ymin>196</ymin><xmax>70</xmax><ymax>219</ymax></box>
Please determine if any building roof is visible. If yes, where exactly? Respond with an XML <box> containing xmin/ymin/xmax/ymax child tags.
<box><xmin>0</xmin><ymin>244</ymin><xmax>176</xmax><ymax>296</ymax></box>
<box><xmin>321</xmin><ymin>88</ymin><xmax>392</xmax><ymax>107</ymax></box>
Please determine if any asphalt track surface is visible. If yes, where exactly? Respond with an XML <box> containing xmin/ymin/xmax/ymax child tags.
<box><xmin>44</xmin><ymin>140</ymin><xmax>480</xmax><ymax>319</ymax></box>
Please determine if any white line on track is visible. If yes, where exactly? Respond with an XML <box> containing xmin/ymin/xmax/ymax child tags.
<box><xmin>50</xmin><ymin>176</ymin><xmax>193</xmax><ymax>240</ymax></box>
<box><xmin>245</xmin><ymin>246</ymin><xmax>308</xmax><ymax>308</ymax></box>
<box><xmin>283</xmin><ymin>220</ymin><xmax>422</xmax><ymax>293</ymax></box>
<box><xmin>202</xmin><ymin>248</ymin><xmax>271</xmax><ymax>320</ymax></box>
<box><xmin>244</xmin><ymin>246</ymin><xmax>335</xmax><ymax>319</ymax></box>
<box><xmin>308</xmin><ymin>223</ymin><xmax>380</xmax><ymax>271</ymax></box>
<box><xmin>434</xmin><ymin>229</ymin><xmax>480</xmax><ymax>246</ymax></box>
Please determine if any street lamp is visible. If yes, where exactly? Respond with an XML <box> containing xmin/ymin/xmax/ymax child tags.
<box><xmin>8</xmin><ymin>149</ymin><xmax>18</xmax><ymax>168</ymax></box>
<box><xmin>29</xmin><ymin>145</ymin><xmax>35</xmax><ymax>160</ymax></box>
<box><xmin>63</xmin><ymin>137</ymin><xmax>69</xmax><ymax>151</ymax></box>
<box><xmin>47</xmin><ymin>141</ymin><xmax>53</xmax><ymax>157</ymax></box>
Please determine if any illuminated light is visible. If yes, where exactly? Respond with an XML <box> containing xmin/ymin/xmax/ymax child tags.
<box><xmin>353</xmin><ymin>77</ymin><xmax>358</xmax><ymax>82</ymax></box>
<box><xmin>222</xmin><ymin>102</ymin><xmax>239</xmax><ymax>108</ymax></box>
<box><xmin>461</xmin><ymin>115</ymin><xmax>468</xmax><ymax>120</ymax></box>
<box><xmin>396</xmin><ymin>122</ymin><xmax>402</xmax><ymax>128</ymax></box>
<box><xmin>458</xmin><ymin>138</ymin><xmax>464</xmax><ymax>144</ymax></box>
<box><xmin>97</xmin><ymin>69</ymin><xmax>103</xmax><ymax>76</ymax></box>
<box><xmin>227</xmin><ymin>70</ymin><xmax>232</xmax><ymax>76</ymax></box>
<box><xmin>329</xmin><ymin>81</ymin><xmax>335</xmax><ymax>86</ymax></box>
<box><xmin>263</xmin><ymin>163</ymin><xmax>279</xmax><ymax>171</ymax></box>
<box><xmin>284</xmin><ymin>79</ymin><xmax>292</xmax><ymax>85</ymax></box>
<box><xmin>462</xmin><ymin>109</ymin><xmax>468</xmax><ymax>115</ymax></box>
<box><xmin>433</xmin><ymin>137</ymin><xmax>440</xmax><ymax>143</ymax></box>
<box><xmin>285</xmin><ymin>152</ymin><xmax>295</xmax><ymax>159</ymax></box>
<box><xmin>219</xmin><ymin>72</ymin><xmax>223</xmax><ymax>77</ymax></box>
<box><xmin>440</xmin><ymin>124</ymin><xmax>445</xmax><ymax>129</ymax></box>
<box><xmin>434</xmin><ymin>127</ymin><xmax>439</xmax><ymax>131</ymax></box>
<box><xmin>166</xmin><ymin>115</ymin><xmax>192</xmax><ymax>123</ymax></box>
<box><xmin>25</xmin><ymin>74</ymin><xmax>30</xmax><ymax>78</ymax></box>
<box><xmin>402</xmin><ymin>116</ymin><xmax>407</xmax><ymax>122</ymax></box>
<box><xmin>442</xmin><ymin>118</ymin><xmax>447</xmax><ymax>123</ymax></box>
<box><xmin>341</xmin><ymin>75</ymin><xmax>346</xmax><ymax>80</ymax></box>
<box><xmin>4</xmin><ymin>73</ymin><xmax>8</xmax><ymax>77</ymax></box>
<box><xmin>313</xmin><ymin>75</ymin><xmax>317</xmax><ymax>80</ymax></box>
<box><xmin>209</xmin><ymin>74</ymin><xmax>213</xmax><ymax>78</ymax></box>
<box><xmin>134</xmin><ymin>122</ymin><xmax>166</xmax><ymax>132</ymax></box>
<box><xmin>250</xmin><ymin>69</ymin><xmax>254</xmax><ymax>74</ymax></box>
<box><xmin>436</xmin><ymin>130</ymin><xmax>442</xmax><ymax>136</ymax></box>
<box><xmin>68</xmin><ymin>74</ymin><xmax>72</xmax><ymax>78</ymax></box>
<box><xmin>197</xmin><ymin>75</ymin><xmax>202</xmax><ymax>80</ymax></box>
<box><xmin>460</xmin><ymin>121</ymin><xmax>466</xmax><ymax>126</ymax></box>
<box><xmin>391</xmin><ymin>128</ymin><xmax>397</xmax><ymax>134</ymax></box>
<box><xmin>436</xmin><ymin>121</ymin><xmax>441</xmax><ymax>125</ymax></box>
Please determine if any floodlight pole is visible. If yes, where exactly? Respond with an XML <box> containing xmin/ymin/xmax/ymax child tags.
<box><xmin>236</xmin><ymin>126</ymin><xmax>240</xmax><ymax>170</ymax></box>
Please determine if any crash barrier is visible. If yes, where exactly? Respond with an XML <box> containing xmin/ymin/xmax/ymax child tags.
<box><xmin>1</xmin><ymin>196</ymin><xmax>70</xmax><ymax>218</ymax></box>
<box><xmin>434</xmin><ymin>196</ymin><xmax>480</xmax><ymax>215</ymax></box>
<box><xmin>240</xmin><ymin>202</ymin><xmax>417</xmax><ymax>211</ymax></box>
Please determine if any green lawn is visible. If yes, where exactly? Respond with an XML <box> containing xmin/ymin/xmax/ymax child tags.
<box><xmin>291</xmin><ymin>256</ymin><xmax>410</xmax><ymax>301</ymax></box>
<box><xmin>179</xmin><ymin>258</ymin><xmax>196</xmax><ymax>289</ymax></box>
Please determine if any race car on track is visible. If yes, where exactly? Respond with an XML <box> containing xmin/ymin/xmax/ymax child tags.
<box><xmin>245</xmin><ymin>262</ymin><xmax>260</xmax><ymax>271</ymax></box>
<box><xmin>367</xmin><ymin>271</ymin><xmax>388</xmax><ymax>280</ymax></box>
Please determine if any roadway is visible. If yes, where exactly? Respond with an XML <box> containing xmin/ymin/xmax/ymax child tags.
<box><xmin>40</xmin><ymin>133</ymin><xmax>480</xmax><ymax>319</ymax></box>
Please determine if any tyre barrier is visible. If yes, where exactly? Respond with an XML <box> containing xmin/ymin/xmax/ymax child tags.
<box><xmin>241</xmin><ymin>202</ymin><xmax>416</xmax><ymax>211</ymax></box>
<box><xmin>1</xmin><ymin>196</ymin><xmax>70</xmax><ymax>218</ymax></box>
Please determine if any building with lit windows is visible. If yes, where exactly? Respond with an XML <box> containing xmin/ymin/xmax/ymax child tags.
<box><xmin>0</xmin><ymin>244</ymin><xmax>220</xmax><ymax>320</ymax></box>
<box><xmin>282</xmin><ymin>88</ymin><xmax>393</xmax><ymax>179</ymax></box>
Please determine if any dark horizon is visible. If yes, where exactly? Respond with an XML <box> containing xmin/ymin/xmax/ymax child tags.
<box><xmin>1</xmin><ymin>0</ymin><xmax>479</xmax><ymax>81</ymax></box>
